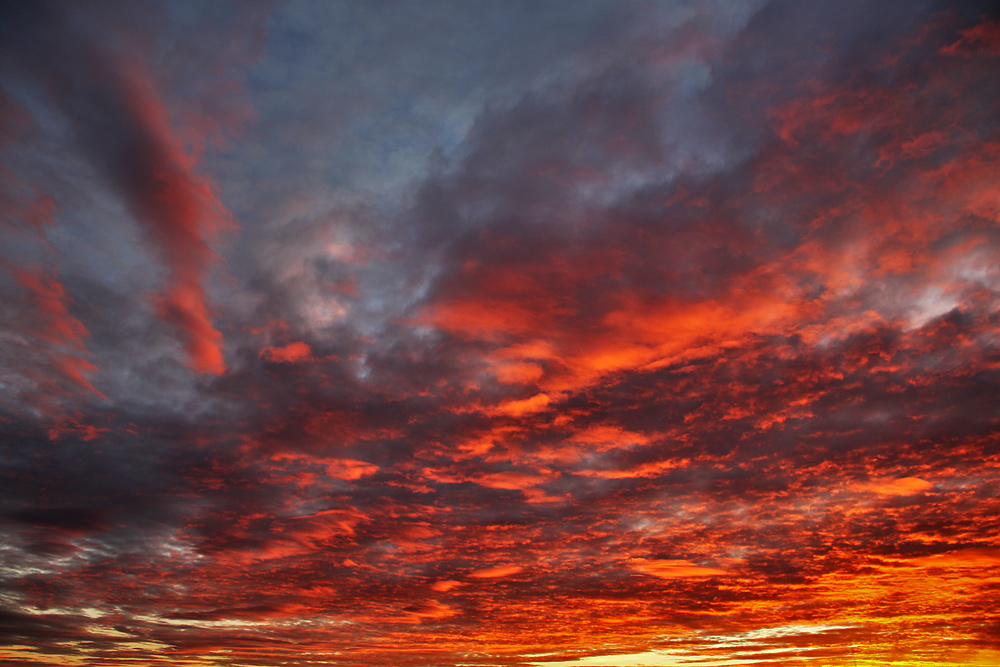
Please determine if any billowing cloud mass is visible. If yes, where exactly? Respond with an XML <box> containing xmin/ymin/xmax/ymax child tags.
<box><xmin>1</xmin><ymin>1</ymin><xmax>1000</xmax><ymax>666</ymax></box>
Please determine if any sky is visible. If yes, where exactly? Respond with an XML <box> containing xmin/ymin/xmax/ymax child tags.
<box><xmin>1</xmin><ymin>1</ymin><xmax>1000</xmax><ymax>665</ymax></box>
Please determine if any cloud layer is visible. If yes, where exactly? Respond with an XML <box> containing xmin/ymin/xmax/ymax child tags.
<box><xmin>2</xmin><ymin>1</ymin><xmax>999</xmax><ymax>666</ymax></box>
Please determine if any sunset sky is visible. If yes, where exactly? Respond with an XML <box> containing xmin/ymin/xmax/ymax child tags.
<box><xmin>2</xmin><ymin>1</ymin><xmax>1000</xmax><ymax>665</ymax></box>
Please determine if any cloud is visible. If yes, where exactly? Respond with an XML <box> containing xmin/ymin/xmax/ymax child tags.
<box><xmin>942</xmin><ymin>20</ymin><xmax>1000</xmax><ymax>56</ymax></box>
<box><xmin>855</xmin><ymin>477</ymin><xmax>934</xmax><ymax>496</ymax></box>
<box><xmin>6</xmin><ymin>267</ymin><xmax>103</xmax><ymax>402</ymax></box>
<box><xmin>2</xmin><ymin>3</ymin><xmax>1000</xmax><ymax>667</ymax></box>
<box><xmin>431</xmin><ymin>580</ymin><xmax>464</xmax><ymax>593</ymax></box>
<box><xmin>260</xmin><ymin>341</ymin><xmax>312</xmax><ymax>363</ymax></box>
<box><xmin>403</xmin><ymin>599</ymin><xmax>457</xmax><ymax>621</ymax></box>
<box><xmin>0</xmin><ymin>2</ymin><xmax>257</xmax><ymax>377</ymax></box>
<box><xmin>469</xmin><ymin>564</ymin><xmax>524</xmax><ymax>579</ymax></box>
<box><xmin>81</xmin><ymin>61</ymin><xmax>233</xmax><ymax>375</ymax></box>
<box><xmin>495</xmin><ymin>393</ymin><xmax>553</xmax><ymax>417</ymax></box>
<box><xmin>629</xmin><ymin>558</ymin><xmax>730</xmax><ymax>579</ymax></box>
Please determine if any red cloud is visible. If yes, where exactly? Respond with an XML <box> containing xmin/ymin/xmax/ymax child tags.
<box><xmin>5</xmin><ymin>7</ymin><xmax>1000</xmax><ymax>667</ymax></box>
<box><xmin>261</xmin><ymin>341</ymin><xmax>312</xmax><ymax>363</ymax></box>
<box><xmin>11</xmin><ymin>267</ymin><xmax>103</xmax><ymax>398</ymax></box>
<box><xmin>403</xmin><ymin>599</ymin><xmax>457</xmax><ymax>622</ymax></box>
<box><xmin>114</xmin><ymin>67</ymin><xmax>233</xmax><ymax>375</ymax></box>
<box><xmin>12</xmin><ymin>268</ymin><xmax>88</xmax><ymax>349</ymax></box>
<box><xmin>942</xmin><ymin>20</ymin><xmax>1000</xmax><ymax>57</ymax></box>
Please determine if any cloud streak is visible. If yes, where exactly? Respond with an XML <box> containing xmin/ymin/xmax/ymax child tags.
<box><xmin>0</xmin><ymin>2</ymin><xmax>243</xmax><ymax>377</ymax></box>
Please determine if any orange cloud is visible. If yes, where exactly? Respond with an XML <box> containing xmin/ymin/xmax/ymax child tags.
<box><xmin>431</xmin><ymin>580</ymin><xmax>464</xmax><ymax>592</ymax></box>
<box><xmin>403</xmin><ymin>599</ymin><xmax>457</xmax><ymax>622</ymax></box>
<box><xmin>261</xmin><ymin>341</ymin><xmax>312</xmax><ymax>363</ymax></box>
<box><xmin>855</xmin><ymin>477</ymin><xmax>934</xmax><ymax>496</ymax></box>
<box><xmin>469</xmin><ymin>564</ymin><xmax>524</xmax><ymax>579</ymax></box>
<box><xmin>269</xmin><ymin>452</ymin><xmax>378</xmax><ymax>480</ymax></box>
<box><xmin>911</xmin><ymin>549</ymin><xmax>1000</xmax><ymax>569</ymax></box>
<box><xmin>495</xmin><ymin>393</ymin><xmax>552</xmax><ymax>416</ymax></box>
<box><xmin>475</xmin><ymin>471</ymin><xmax>550</xmax><ymax>490</ymax></box>
<box><xmin>629</xmin><ymin>558</ymin><xmax>729</xmax><ymax>578</ymax></box>
<box><xmin>493</xmin><ymin>361</ymin><xmax>545</xmax><ymax>384</ymax></box>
